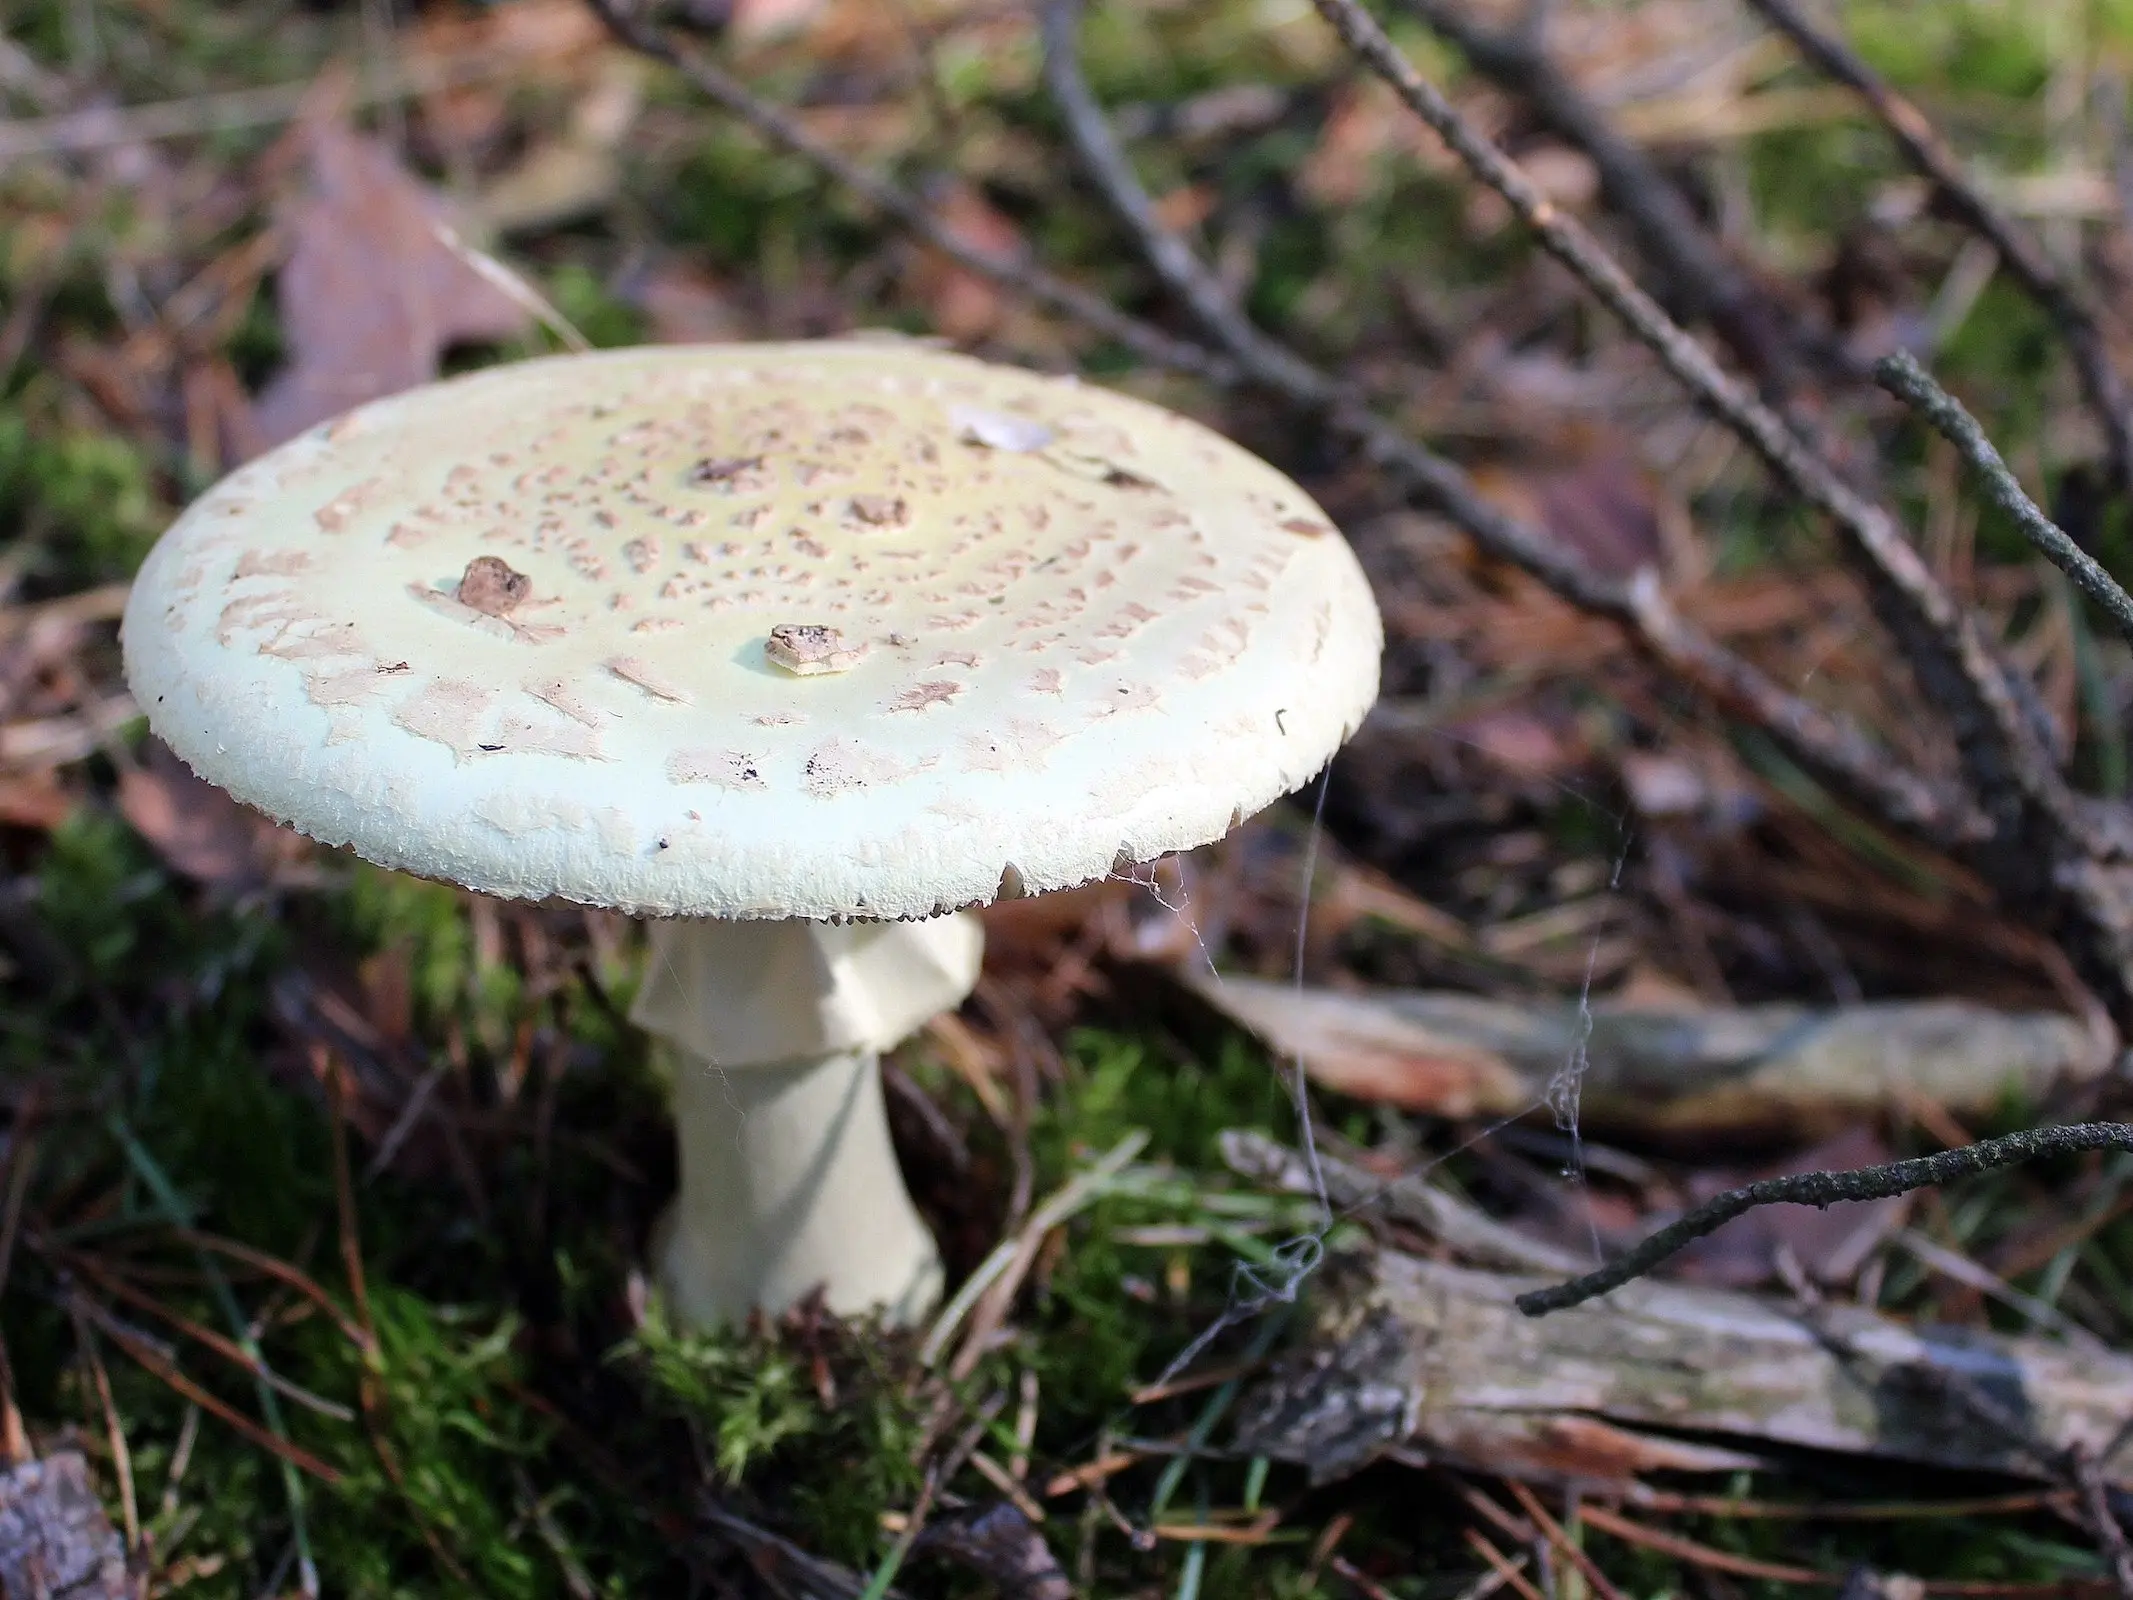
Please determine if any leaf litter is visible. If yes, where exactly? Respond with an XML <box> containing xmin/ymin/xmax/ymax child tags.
<box><xmin>7</xmin><ymin>0</ymin><xmax>2133</xmax><ymax>1594</ymax></box>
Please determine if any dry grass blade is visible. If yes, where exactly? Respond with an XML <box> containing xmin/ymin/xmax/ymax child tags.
<box><xmin>63</xmin><ymin>1290</ymin><xmax>342</xmax><ymax>1483</ymax></box>
<box><xmin>57</xmin><ymin>1251</ymin><xmax>356</xmax><ymax>1420</ymax></box>
<box><xmin>65</xmin><ymin>1314</ymin><xmax>138</xmax><ymax>1553</ymax></box>
<box><xmin>1631</xmin><ymin>1489</ymin><xmax>2066</xmax><ymax>1521</ymax></box>
<box><xmin>172</xmin><ymin>1230</ymin><xmax>368</xmax><ymax>1350</ymax></box>
<box><xmin>326</xmin><ymin>1053</ymin><xmax>475</xmax><ymax>1587</ymax></box>
<box><xmin>920</xmin><ymin>1129</ymin><xmax>1147</xmax><ymax>1377</ymax></box>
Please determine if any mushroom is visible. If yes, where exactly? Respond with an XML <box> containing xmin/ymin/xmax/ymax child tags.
<box><xmin>119</xmin><ymin>341</ymin><xmax>1382</xmax><ymax>1327</ymax></box>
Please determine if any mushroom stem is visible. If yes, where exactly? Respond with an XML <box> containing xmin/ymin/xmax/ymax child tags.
<box><xmin>630</xmin><ymin>913</ymin><xmax>982</xmax><ymax>1326</ymax></box>
<box><xmin>659</xmin><ymin>1046</ymin><xmax>943</xmax><ymax>1325</ymax></box>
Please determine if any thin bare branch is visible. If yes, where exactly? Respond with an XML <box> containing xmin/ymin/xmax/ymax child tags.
<box><xmin>1517</xmin><ymin>1120</ymin><xmax>2133</xmax><ymax>1315</ymax></box>
<box><xmin>1038</xmin><ymin>0</ymin><xmax>1969</xmax><ymax>842</ymax></box>
<box><xmin>1879</xmin><ymin>351</ymin><xmax>2133</xmax><ymax>647</ymax></box>
<box><xmin>1306</xmin><ymin>0</ymin><xmax>2133</xmax><ymax>999</ymax></box>
<box><xmin>1743</xmin><ymin>0</ymin><xmax>2133</xmax><ymax>503</ymax></box>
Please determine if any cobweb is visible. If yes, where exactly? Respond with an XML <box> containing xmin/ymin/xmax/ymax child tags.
<box><xmin>1140</xmin><ymin>754</ymin><xmax>1633</xmax><ymax>1389</ymax></box>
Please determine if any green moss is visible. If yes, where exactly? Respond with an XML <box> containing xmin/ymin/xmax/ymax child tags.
<box><xmin>0</xmin><ymin>399</ymin><xmax>170</xmax><ymax>583</ymax></box>
<box><xmin>621</xmin><ymin>1304</ymin><xmax>924</xmax><ymax>1567</ymax></box>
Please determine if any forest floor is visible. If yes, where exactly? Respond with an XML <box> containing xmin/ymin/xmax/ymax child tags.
<box><xmin>9</xmin><ymin>0</ymin><xmax>2133</xmax><ymax>1594</ymax></box>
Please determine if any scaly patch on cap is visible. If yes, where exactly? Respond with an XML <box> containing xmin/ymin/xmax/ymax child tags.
<box><xmin>120</xmin><ymin>341</ymin><xmax>1383</xmax><ymax>919</ymax></box>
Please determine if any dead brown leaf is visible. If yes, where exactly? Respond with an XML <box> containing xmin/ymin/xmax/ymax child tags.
<box><xmin>252</xmin><ymin>118</ymin><xmax>531</xmax><ymax>446</ymax></box>
<box><xmin>910</xmin><ymin>182</ymin><xmax>1026</xmax><ymax>342</ymax></box>
<box><xmin>1472</xmin><ymin>442</ymin><xmax>1678</xmax><ymax>580</ymax></box>
<box><xmin>117</xmin><ymin>738</ymin><xmax>307</xmax><ymax>894</ymax></box>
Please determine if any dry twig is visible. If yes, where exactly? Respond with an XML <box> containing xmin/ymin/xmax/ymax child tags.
<box><xmin>1306</xmin><ymin>0</ymin><xmax>2133</xmax><ymax>1024</ymax></box>
<box><xmin>1877</xmin><ymin>351</ymin><xmax>2133</xmax><ymax>646</ymax></box>
<box><xmin>1519</xmin><ymin>1120</ymin><xmax>2133</xmax><ymax>1315</ymax></box>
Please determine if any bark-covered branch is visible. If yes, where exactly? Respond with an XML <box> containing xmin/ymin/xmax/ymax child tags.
<box><xmin>1878</xmin><ymin>351</ymin><xmax>2133</xmax><ymax>647</ymax></box>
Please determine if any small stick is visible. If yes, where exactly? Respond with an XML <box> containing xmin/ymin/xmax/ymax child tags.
<box><xmin>1518</xmin><ymin>1121</ymin><xmax>2133</xmax><ymax>1315</ymax></box>
<box><xmin>1745</xmin><ymin>0</ymin><xmax>2133</xmax><ymax>502</ymax></box>
<box><xmin>1877</xmin><ymin>351</ymin><xmax>2133</xmax><ymax>647</ymax></box>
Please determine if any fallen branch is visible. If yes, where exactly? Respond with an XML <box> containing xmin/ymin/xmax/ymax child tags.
<box><xmin>1234</xmin><ymin>1229</ymin><xmax>2133</xmax><ymax>1491</ymax></box>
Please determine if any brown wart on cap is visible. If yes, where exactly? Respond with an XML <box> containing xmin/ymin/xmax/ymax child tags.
<box><xmin>765</xmin><ymin>622</ymin><xmax>867</xmax><ymax>677</ymax></box>
<box><xmin>457</xmin><ymin>555</ymin><xmax>531</xmax><ymax>616</ymax></box>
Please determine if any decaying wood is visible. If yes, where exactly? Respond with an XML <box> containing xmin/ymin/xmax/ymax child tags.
<box><xmin>1230</xmin><ymin>1232</ymin><xmax>2133</xmax><ymax>1494</ymax></box>
<box><xmin>1225</xmin><ymin>1132</ymin><xmax>2133</xmax><ymax>1491</ymax></box>
<box><xmin>1191</xmin><ymin>974</ymin><xmax>2104</xmax><ymax>1135</ymax></box>
<box><xmin>0</xmin><ymin>1451</ymin><xmax>129</xmax><ymax>1600</ymax></box>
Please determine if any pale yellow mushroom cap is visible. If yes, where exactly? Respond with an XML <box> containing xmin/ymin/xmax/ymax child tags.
<box><xmin>121</xmin><ymin>342</ymin><xmax>1382</xmax><ymax>919</ymax></box>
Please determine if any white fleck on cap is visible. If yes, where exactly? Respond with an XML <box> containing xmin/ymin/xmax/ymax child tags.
<box><xmin>121</xmin><ymin>343</ymin><xmax>1382</xmax><ymax>919</ymax></box>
